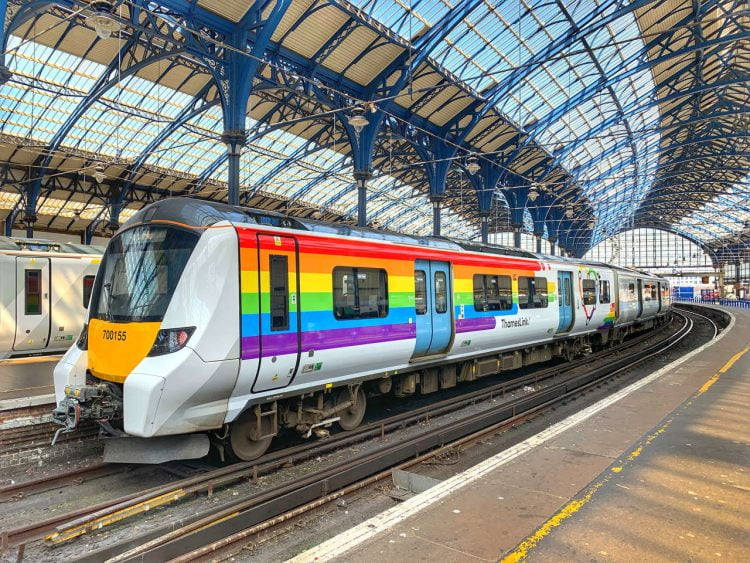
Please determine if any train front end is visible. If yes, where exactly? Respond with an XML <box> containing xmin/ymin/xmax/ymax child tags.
<box><xmin>52</xmin><ymin>210</ymin><xmax>241</xmax><ymax>463</ymax></box>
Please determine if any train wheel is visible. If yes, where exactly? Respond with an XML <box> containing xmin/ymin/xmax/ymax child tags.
<box><xmin>228</xmin><ymin>409</ymin><xmax>273</xmax><ymax>461</ymax></box>
<box><xmin>337</xmin><ymin>387</ymin><xmax>366</xmax><ymax>431</ymax></box>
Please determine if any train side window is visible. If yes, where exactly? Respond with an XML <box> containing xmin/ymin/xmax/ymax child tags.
<box><xmin>628</xmin><ymin>283</ymin><xmax>636</xmax><ymax>299</ymax></box>
<box><xmin>582</xmin><ymin>280</ymin><xmax>596</xmax><ymax>305</ymax></box>
<box><xmin>473</xmin><ymin>275</ymin><xmax>487</xmax><ymax>311</ymax></box>
<box><xmin>415</xmin><ymin>270</ymin><xmax>427</xmax><ymax>315</ymax></box>
<box><xmin>269</xmin><ymin>255</ymin><xmax>289</xmax><ymax>331</ymax></box>
<box><xmin>83</xmin><ymin>275</ymin><xmax>95</xmax><ymax>308</ymax></box>
<box><xmin>599</xmin><ymin>280</ymin><xmax>610</xmax><ymax>304</ymax></box>
<box><xmin>473</xmin><ymin>275</ymin><xmax>512</xmax><ymax>311</ymax></box>
<box><xmin>333</xmin><ymin>267</ymin><xmax>388</xmax><ymax>320</ymax></box>
<box><xmin>24</xmin><ymin>270</ymin><xmax>42</xmax><ymax>315</ymax></box>
<box><xmin>434</xmin><ymin>271</ymin><xmax>448</xmax><ymax>314</ymax></box>
<box><xmin>519</xmin><ymin>276</ymin><xmax>548</xmax><ymax>309</ymax></box>
<box><xmin>534</xmin><ymin>277</ymin><xmax>548</xmax><ymax>308</ymax></box>
<box><xmin>651</xmin><ymin>284</ymin><xmax>658</xmax><ymax>300</ymax></box>
<box><xmin>498</xmin><ymin>276</ymin><xmax>512</xmax><ymax>309</ymax></box>
<box><xmin>518</xmin><ymin>276</ymin><xmax>531</xmax><ymax>309</ymax></box>
<box><xmin>643</xmin><ymin>283</ymin><xmax>652</xmax><ymax>301</ymax></box>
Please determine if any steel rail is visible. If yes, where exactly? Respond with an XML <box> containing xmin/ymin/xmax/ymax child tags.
<box><xmin>82</xmin><ymin>312</ymin><xmax>698</xmax><ymax>563</ymax></box>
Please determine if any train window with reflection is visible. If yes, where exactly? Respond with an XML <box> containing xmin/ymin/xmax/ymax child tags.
<box><xmin>83</xmin><ymin>275</ymin><xmax>95</xmax><ymax>308</ymax></box>
<box><xmin>582</xmin><ymin>280</ymin><xmax>596</xmax><ymax>305</ymax></box>
<box><xmin>628</xmin><ymin>283</ymin><xmax>636</xmax><ymax>299</ymax></box>
<box><xmin>434</xmin><ymin>271</ymin><xmax>448</xmax><ymax>314</ymax></box>
<box><xmin>519</xmin><ymin>276</ymin><xmax>549</xmax><ymax>309</ymax></box>
<box><xmin>333</xmin><ymin>267</ymin><xmax>388</xmax><ymax>320</ymax></box>
<box><xmin>414</xmin><ymin>270</ymin><xmax>427</xmax><ymax>315</ymax></box>
<box><xmin>269</xmin><ymin>255</ymin><xmax>289</xmax><ymax>331</ymax></box>
<box><xmin>25</xmin><ymin>270</ymin><xmax>42</xmax><ymax>315</ymax></box>
<box><xmin>644</xmin><ymin>283</ymin><xmax>652</xmax><ymax>301</ymax></box>
<box><xmin>473</xmin><ymin>275</ymin><xmax>512</xmax><ymax>311</ymax></box>
<box><xmin>599</xmin><ymin>280</ymin><xmax>610</xmax><ymax>303</ymax></box>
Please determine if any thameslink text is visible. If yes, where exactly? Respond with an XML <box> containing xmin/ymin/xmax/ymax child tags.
<box><xmin>501</xmin><ymin>317</ymin><xmax>530</xmax><ymax>328</ymax></box>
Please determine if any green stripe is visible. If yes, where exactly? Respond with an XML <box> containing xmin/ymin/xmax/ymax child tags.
<box><xmin>242</xmin><ymin>291</ymin><xmax>414</xmax><ymax>314</ymax></box>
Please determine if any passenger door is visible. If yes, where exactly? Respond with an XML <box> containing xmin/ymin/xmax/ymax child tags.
<box><xmin>13</xmin><ymin>257</ymin><xmax>51</xmax><ymax>351</ymax></box>
<box><xmin>252</xmin><ymin>234</ymin><xmax>301</xmax><ymax>392</ymax></box>
<box><xmin>412</xmin><ymin>260</ymin><xmax>453</xmax><ymax>358</ymax></box>
<box><xmin>636</xmin><ymin>279</ymin><xmax>644</xmax><ymax>318</ymax></box>
<box><xmin>556</xmin><ymin>271</ymin><xmax>574</xmax><ymax>333</ymax></box>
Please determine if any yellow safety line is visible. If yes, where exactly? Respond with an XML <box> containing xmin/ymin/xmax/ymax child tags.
<box><xmin>501</xmin><ymin>343</ymin><xmax>749</xmax><ymax>562</ymax></box>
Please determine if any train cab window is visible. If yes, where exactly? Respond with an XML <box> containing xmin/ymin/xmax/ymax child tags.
<box><xmin>599</xmin><ymin>280</ymin><xmax>610</xmax><ymax>304</ymax></box>
<box><xmin>333</xmin><ymin>267</ymin><xmax>388</xmax><ymax>320</ymax></box>
<box><xmin>519</xmin><ymin>276</ymin><xmax>548</xmax><ymax>309</ymax></box>
<box><xmin>24</xmin><ymin>270</ymin><xmax>42</xmax><ymax>315</ymax></box>
<box><xmin>269</xmin><ymin>255</ymin><xmax>289</xmax><ymax>331</ymax></box>
<box><xmin>582</xmin><ymin>280</ymin><xmax>596</xmax><ymax>305</ymax></box>
<box><xmin>434</xmin><ymin>271</ymin><xmax>448</xmax><ymax>314</ymax></box>
<box><xmin>473</xmin><ymin>275</ymin><xmax>512</xmax><ymax>311</ymax></box>
<box><xmin>83</xmin><ymin>275</ymin><xmax>95</xmax><ymax>308</ymax></box>
<box><xmin>414</xmin><ymin>270</ymin><xmax>427</xmax><ymax>315</ymax></box>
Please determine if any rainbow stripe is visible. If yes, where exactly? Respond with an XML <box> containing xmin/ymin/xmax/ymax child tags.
<box><xmin>237</xmin><ymin>228</ymin><xmax>545</xmax><ymax>360</ymax></box>
<box><xmin>237</xmin><ymin>229</ymin><xmax>418</xmax><ymax>360</ymax></box>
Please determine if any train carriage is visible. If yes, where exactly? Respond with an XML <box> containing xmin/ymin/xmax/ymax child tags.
<box><xmin>0</xmin><ymin>237</ymin><xmax>102</xmax><ymax>359</ymax></box>
<box><xmin>52</xmin><ymin>199</ymin><xmax>670</xmax><ymax>463</ymax></box>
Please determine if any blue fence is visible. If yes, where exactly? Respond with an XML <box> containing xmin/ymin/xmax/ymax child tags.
<box><xmin>674</xmin><ymin>298</ymin><xmax>750</xmax><ymax>309</ymax></box>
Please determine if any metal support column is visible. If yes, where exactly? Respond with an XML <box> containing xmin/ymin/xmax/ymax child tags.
<box><xmin>431</xmin><ymin>195</ymin><xmax>445</xmax><ymax>237</ymax></box>
<box><xmin>222</xmin><ymin>131</ymin><xmax>247</xmax><ymax>206</ymax></box>
<box><xmin>535</xmin><ymin>234</ymin><xmax>542</xmax><ymax>254</ymax></box>
<box><xmin>0</xmin><ymin>0</ymin><xmax>11</xmax><ymax>86</ymax></box>
<box><xmin>549</xmin><ymin>237</ymin><xmax>556</xmax><ymax>256</ymax></box>
<box><xmin>479</xmin><ymin>212</ymin><xmax>490</xmax><ymax>244</ymax></box>
<box><xmin>512</xmin><ymin>224</ymin><xmax>522</xmax><ymax>248</ymax></box>
<box><xmin>354</xmin><ymin>170</ymin><xmax>372</xmax><ymax>227</ymax></box>
<box><xmin>23</xmin><ymin>213</ymin><xmax>35</xmax><ymax>239</ymax></box>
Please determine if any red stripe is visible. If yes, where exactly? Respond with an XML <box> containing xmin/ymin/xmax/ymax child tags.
<box><xmin>235</xmin><ymin>226</ymin><xmax>540</xmax><ymax>271</ymax></box>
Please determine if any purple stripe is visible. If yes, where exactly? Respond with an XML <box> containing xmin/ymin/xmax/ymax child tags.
<box><xmin>455</xmin><ymin>317</ymin><xmax>496</xmax><ymax>333</ymax></box>
<box><xmin>241</xmin><ymin>323</ymin><xmax>417</xmax><ymax>360</ymax></box>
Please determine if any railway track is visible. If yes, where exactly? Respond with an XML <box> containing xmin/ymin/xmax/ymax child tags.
<box><xmin>0</xmin><ymin>309</ymin><xmax>716</xmax><ymax>561</ymax></box>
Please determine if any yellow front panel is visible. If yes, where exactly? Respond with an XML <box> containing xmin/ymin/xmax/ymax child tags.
<box><xmin>87</xmin><ymin>319</ymin><xmax>161</xmax><ymax>383</ymax></box>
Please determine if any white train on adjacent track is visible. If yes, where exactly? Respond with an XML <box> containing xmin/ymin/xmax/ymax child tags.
<box><xmin>0</xmin><ymin>237</ymin><xmax>102</xmax><ymax>359</ymax></box>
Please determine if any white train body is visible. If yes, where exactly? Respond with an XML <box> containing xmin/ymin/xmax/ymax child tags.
<box><xmin>52</xmin><ymin>199</ymin><xmax>671</xmax><ymax>462</ymax></box>
<box><xmin>0</xmin><ymin>237</ymin><xmax>101</xmax><ymax>359</ymax></box>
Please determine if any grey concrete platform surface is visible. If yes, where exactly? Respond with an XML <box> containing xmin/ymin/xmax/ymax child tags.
<box><xmin>293</xmin><ymin>307</ymin><xmax>750</xmax><ymax>563</ymax></box>
<box><xmin>0</xmin><ymin>354</ymin><xmax>60</xmax><ymax>401</ymax></box>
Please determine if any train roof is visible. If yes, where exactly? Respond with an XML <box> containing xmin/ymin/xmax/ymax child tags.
<box><xmin>122</xmin><ymin>198</ymin><xmax>665</xmax><ymax>279</ymax></box>
<box><xmin>0</xmin><ymin>236</ymin><xmax>103</xmax><ymax>255</ymax></box>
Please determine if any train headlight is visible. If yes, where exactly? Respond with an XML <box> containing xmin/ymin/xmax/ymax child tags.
<box><xmin>76</xmin><ymin>323</ymin><xmax>89</xmax><ymax>350</ymax></box>
<box><xmin>148</xmin><ymin>327</ymin><xmax>196</xmax><ymax>356</ymax></box>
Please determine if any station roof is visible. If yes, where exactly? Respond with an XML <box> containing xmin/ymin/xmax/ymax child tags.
<box><xmin>0</xmin><ymin>0</ymin><xmax>746</xmax><ymax>260</ymax></box>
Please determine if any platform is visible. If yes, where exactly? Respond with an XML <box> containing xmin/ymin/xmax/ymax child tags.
<box><xmin>294</xmin><ymin>307</ymin><xmax>750</xmax><ymax>562</ymax></box>
<box><xmin>0</xmin><ymin>355</ymin><xmax>59</xmax><ymax>403</ymax></box>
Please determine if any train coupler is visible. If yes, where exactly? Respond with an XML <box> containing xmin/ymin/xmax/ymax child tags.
<box><xmin>51</xmin><ymin>384</ymin><xmax>122</xmax><ymax>444</ymax></box>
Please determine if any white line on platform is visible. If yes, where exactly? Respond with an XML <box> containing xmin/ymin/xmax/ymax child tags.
<box><xmin>289</xmin><ymin>309</ymin><xmax>735</xmax><ymax>562</ymax></box>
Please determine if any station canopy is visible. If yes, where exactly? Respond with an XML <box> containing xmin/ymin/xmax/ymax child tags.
<box><xmin>0</xmin><ymin>0</ymin><xmax>747</xmax><ymax>260</ymax></box>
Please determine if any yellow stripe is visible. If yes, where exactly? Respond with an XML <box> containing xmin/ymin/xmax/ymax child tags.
<box><xmin>698</xmin><ymin>344</ymin><xmax>749</xmax><ymax>393</ymax></box>
<box><xmin>241</xmin><ymin>271</ymin><xmax>415</xmax><ymax>293</ymax></box>
<box><xmin>502</xmin><ymin>343</ymin><xmax>749</xmax><ymax>562</ymax></box>
<box><xmin>500</xmin><ymin>419</ymin><xmax>674</xmax><ymax>562</ymax></box>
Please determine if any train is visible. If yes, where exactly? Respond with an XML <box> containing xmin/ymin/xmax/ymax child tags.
<box><xmin>51</xmin><ymin>198</ymin><xmax>671</xmax><ymax>463</ymax></box>
<box><xmin>0</xmin><ymin>237</ymin><xmax>101</xmax><ymax>359</ymax></box>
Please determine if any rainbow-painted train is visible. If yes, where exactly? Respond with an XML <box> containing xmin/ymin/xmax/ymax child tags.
<box><xmin>53</xmin><ymin>198</ymin><xmax>670</xmax><ymax>462</ymax></box>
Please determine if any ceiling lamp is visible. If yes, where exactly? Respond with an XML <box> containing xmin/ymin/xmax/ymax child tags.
<box><xmin>87</xmin><ymin>1</ymin><xmax>120</xmax><ymax>40</ymax></box>
<box><xmin>588</xmin><ymin>219</ymin><xmax>595</xmax><ymax>228</ymax></box>
<box><xmin>466</xmin><ymin>155</ymin><xmax>480</xmax><ymax>175</ymax></box>
<box><xmin>93</xmin><ymin>163</ymin><xmax>106</xmax><ymax>184</ymax></box>
<box><xmin>527</xmin><ymin>184</ymin><xmax>539</xmax><ymax>202</ymax></box>
<box><xmin>565</xmin><ymin>204</ymin><xmax>574</xmax><ymax>218</ymax></box>
<box><xmin>348</xmin><ymin>106</ymin><xmax>369</xmax><ymax>134</ymax></box>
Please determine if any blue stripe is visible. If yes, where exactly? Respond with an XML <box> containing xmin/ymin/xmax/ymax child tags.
<box><xmin>241</xmin><ymin>307</ymin><xmax>416</xmax><ymax>337</ymax></box>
